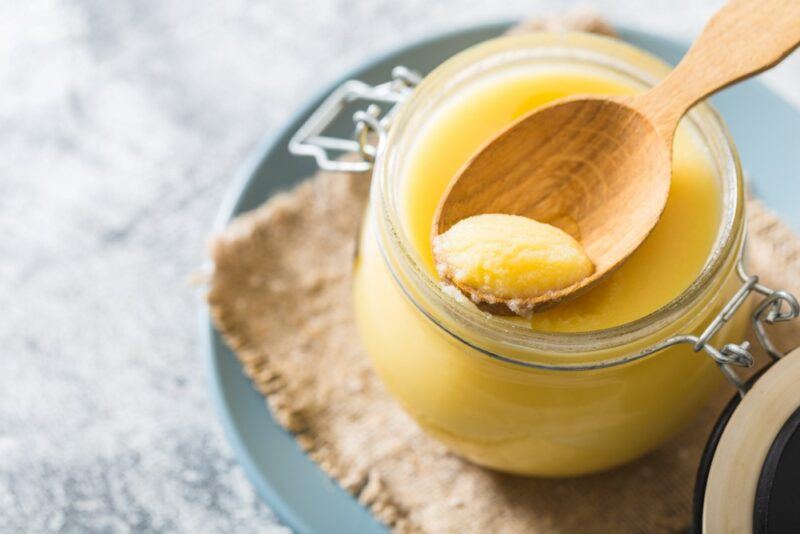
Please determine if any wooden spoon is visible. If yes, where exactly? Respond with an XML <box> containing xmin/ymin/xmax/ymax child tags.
<box><xmin>433</xmin><ymin>0</ymin><xmax>800</xmax><ymax>314</ymax></box>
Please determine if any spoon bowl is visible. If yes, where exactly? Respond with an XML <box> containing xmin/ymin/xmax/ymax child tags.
<box><xmin>434</xmin><ymin>95</ymin><xmax>673</xmax><ymax>309</ymax></box>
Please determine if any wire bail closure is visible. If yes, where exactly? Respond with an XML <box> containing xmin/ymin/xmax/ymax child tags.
<box><xmin>288</xmin><ymin>68</ymin><xmax>800</xmax><ymax>397</ymax></box>
<box><xmin>628</xmin><ymin>257</ymin><xmax>800</xmax><ymax>396</ymax></box>
<box><xmin>685</xmin><ymin>259</ymin><xmax>800</xmax><ymax>396</ymax></box>
<box><xmin>631</xmin><ymin>256</ymin><xmax>800</xmax><ymax>397</ymax></box>
<box><xmin>288</xmin><ymin>67</ymin><xmax>420</xmax><ymax>173</ymax></box>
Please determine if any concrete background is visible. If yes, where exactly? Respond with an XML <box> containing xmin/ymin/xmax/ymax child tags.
<box><xmin>2</xmin><ymin>1</ymin><xmax>798</xmax><ymax>532</ymax></box>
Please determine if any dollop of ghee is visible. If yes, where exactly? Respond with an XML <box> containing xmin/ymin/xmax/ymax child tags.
<box><xmin>433</xmin><ymin>214</ymin><xmax>594</xmax><ymax>303</ymax></box>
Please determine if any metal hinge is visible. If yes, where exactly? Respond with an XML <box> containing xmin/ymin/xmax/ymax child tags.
<box><xmin>648</xmin><ymin>257</ymin><xmax>799</xmax><ymax>396</ymax></box>
<box><xmin>288</xmin><ymin>66</ymin><xmax>421</xmax><ymax>173</ymax></box>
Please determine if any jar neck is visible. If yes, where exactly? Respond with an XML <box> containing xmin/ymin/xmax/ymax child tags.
<box><xmin>370</xmin><ymin>32</ymin><xmax>745</xmax><ymax>369</ymax></box>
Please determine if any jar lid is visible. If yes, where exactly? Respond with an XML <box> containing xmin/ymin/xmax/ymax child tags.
<box><xmin>693</xmin><ymin>347</ymin><xmax>800</xmax><ymax>533</ymax></box>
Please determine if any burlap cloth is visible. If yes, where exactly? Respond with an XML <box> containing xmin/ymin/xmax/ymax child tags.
<box><xmin>207</xmin><ymin>16</ymin><xmax>800</xmax><ymax>533</ymax></box>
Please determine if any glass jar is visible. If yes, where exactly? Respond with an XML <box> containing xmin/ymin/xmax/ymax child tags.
<box><xmin>354</xmin><ymin>32</ymin><xmax>749</xmax><ymax>477</ymax></box>
<box><xmin>293</xmin><ymin>32</ymin><xmax>774</xmax><ymax>477</ymax></box>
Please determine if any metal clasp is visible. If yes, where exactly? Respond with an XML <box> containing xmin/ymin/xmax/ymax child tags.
<box><xmin>288</xmin><ymin>66</ymin><xmax>421</xmax><ymax>173</ymax></box>
<box><xmin>624</xmin><ymin>254</ymin><xmax>799</xmax><ymax>397</ymax></box>
<box><xmin>682</xmin><ymin>258</ymin><xmax>799</xmax><ymax>396</ymax></box>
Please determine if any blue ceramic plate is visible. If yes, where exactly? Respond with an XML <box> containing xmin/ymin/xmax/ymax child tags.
<box><xmin>200</xmin><ymin>21</ymin><xmax>800</xmax><ymax>534</ymax></box>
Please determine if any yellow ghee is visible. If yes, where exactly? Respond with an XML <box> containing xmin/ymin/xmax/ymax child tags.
<box><xmin>353</xmin><ymin>34</ymin><xmax>747</xmax><ymax>476</ymax></box>
<box><xmin>433</xmin><ymin>214</ymin><xmax>594</xmax><ymax>305</ymax></box>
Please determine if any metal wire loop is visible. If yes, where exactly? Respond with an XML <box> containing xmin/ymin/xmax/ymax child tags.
<box><xmin>353</xmin><ymin>104</ymin><xmax>382</xmax><ymax>162</ymax></box>
<box><xmin>287</xmin><ymin>67</ymin><xmax>420</xmax><ymax>173</ymax></box>
<box><xmin>695</xmin><ymin>258</ymin><xmax>800</xmax><ymax>395</ymax></box>
<box><xmin>753</xmin><ymin>290</ymin><xmax>800</xmax><ymax>361</ymax></box>
<box><xmin>628</xmin><ymin>257</ymin><xmax>800</xmax><ymax>397</ymax></box>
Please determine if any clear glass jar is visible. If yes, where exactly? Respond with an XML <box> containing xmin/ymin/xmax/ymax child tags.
<box><xmin>352</xmin><ymin>32</ymin><xmax>747</xmax><ymax>476</ymax></box>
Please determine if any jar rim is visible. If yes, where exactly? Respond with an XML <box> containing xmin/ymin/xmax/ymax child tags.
<box><xmin>372</xmin><ymin>32</ymin><xmax>744</xmax><ymax>369</ymax></box>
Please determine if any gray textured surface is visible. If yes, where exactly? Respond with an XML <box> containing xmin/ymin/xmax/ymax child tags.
<box><xmin>1</xmin><ymin>1</ymin><xmax>798</xmax><ymax>532</ymax></box>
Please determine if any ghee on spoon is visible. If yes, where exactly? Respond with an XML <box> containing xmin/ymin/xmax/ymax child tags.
<box><xmin>433</xmin><ymin>0</ymin><xmax>800</xmax><ymax>316</ymax></box>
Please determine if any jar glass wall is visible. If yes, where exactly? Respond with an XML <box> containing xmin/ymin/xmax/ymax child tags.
<box><xmin>353</xmin><ymin>32</ymin><xmax>746</xmax><ymax>476</ymax></box>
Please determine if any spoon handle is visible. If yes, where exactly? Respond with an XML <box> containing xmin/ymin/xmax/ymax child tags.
<box><xmin>637</xmin><ymin>0</ymin><xmax>800</xmax><ymax>140</ymax></box>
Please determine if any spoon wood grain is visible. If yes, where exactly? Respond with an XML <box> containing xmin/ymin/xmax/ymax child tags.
<box><xmin>433</xmin><ymin>0</ymin><xmax>800</xmax><ymax>314</ymax></box>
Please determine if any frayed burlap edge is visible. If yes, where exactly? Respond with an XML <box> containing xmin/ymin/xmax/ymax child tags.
<box><xmin>206</xmin><ymin>172</ymin><xmax>418</xmax><ymax>531</ymax></box>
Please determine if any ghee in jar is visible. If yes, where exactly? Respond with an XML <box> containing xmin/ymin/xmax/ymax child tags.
<box><xmin>353</xmin><ymin>33</ymin><xmax>746</xmax><ymax>476</ymax></box>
